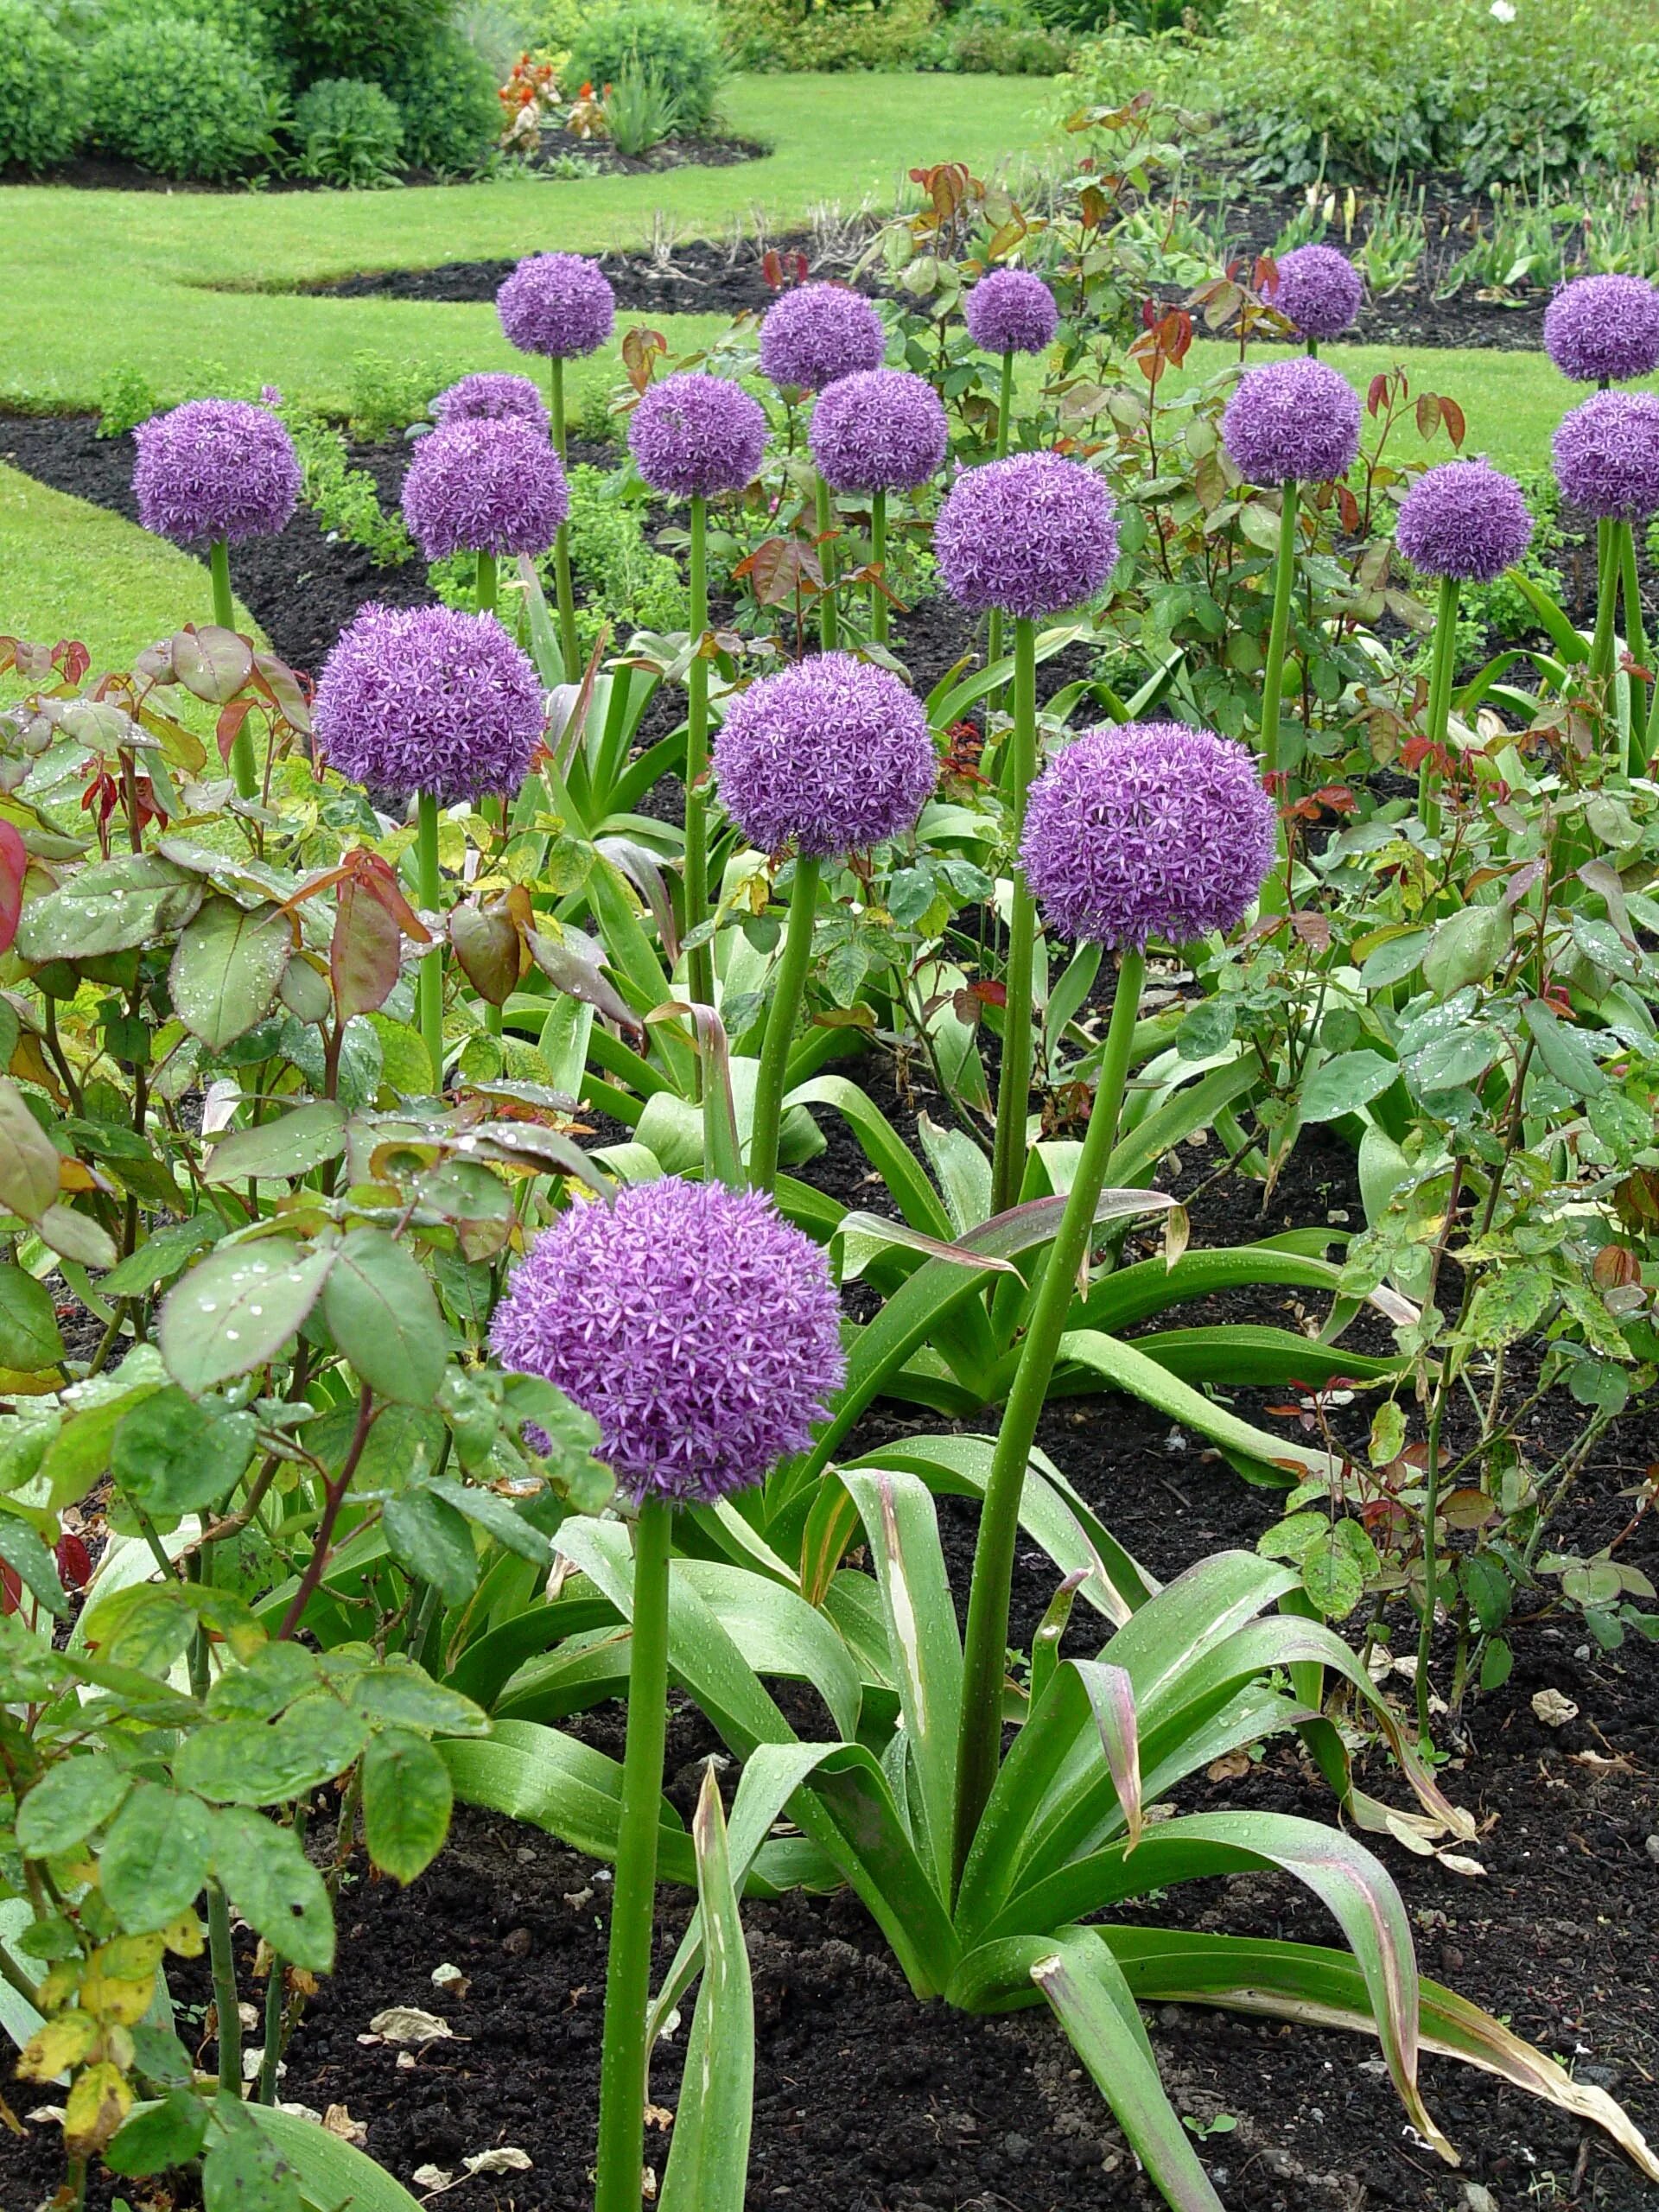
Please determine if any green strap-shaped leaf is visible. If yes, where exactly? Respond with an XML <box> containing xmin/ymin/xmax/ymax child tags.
<box><xmin>244</xmin><ymin>2103</ymin><xmax>427</xmax><ymax>2212</ymax></box>
<box><xmin>784</xmin><ymin>1075</ymin><xmax>955</xmax><ymax>1240</ymax></box>
<box><xmin>1058</xmin><ymin>1327</ymin><xmax>1340</xmax><ymax>1483</ymax></box>
<box><xmin>658</xmin><ymin>1770</ymin><xmax>754</xmax><ymax>2212</ymax></box>
<box><xmin>442</xmin><ymin>1719</ymin><xmax>696</xmax><ymax>1885</ymax></box>
<box><xmin>1079</xmin><ymin>1325</ymin><xmax>1402</xmax><ymax>1392</ymax></box>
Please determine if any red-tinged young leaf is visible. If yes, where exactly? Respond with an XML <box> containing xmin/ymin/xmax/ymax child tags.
<box><xmin>173</xmin><ymin>626</ymin><xmax>254</xmax><ymax>705</ymax></box>
<box><xmin>1368</xmin><ymin>374</ymin><xmax>1390</xmax><ymax>416</ymax></box>
<box><xmin>449</xmin><ymin>899</ymin><xmax>522</xmax><ymax>1007</ymax></box>
<box><xmin>1415</xmin><ymin>392</ymin><xmax>1442</xmax><ymax>442</ymax></box>
<box><xmin>215</xmin><ymin>696</ymin><xmax>255</xmax><ymax>767</ymax></box>
<box><xmin>733</xmin><ymin>537</ymin><xmax>825</xmax><ymax>607</ymax></box>
<box><xmin>1440</xmin><ymin>396</ymin><xmax>1466</xmax><ymax>448</ymax></box>
<box><xmin>0</xmin><ymin>820</ymin><xmax>25</xmax><ymax>954</ymax></box>
<box><xmin>253</xmin><ymin>650</ymin><xmax>312</xmax><ymax>734</ymax></box>
<box><xmin>621</xmin><ymin>325</ymin><xmax>667</xmax><ymax>395</ymax></box>
<box><xmin>333</xmin><ymin>869</ymin><xmax>402</xmax><ymax>1023</ymax></box>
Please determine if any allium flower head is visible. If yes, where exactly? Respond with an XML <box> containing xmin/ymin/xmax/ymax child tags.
<box><xmin>490</xmin><ymin>1178</ymin><xmax>846</xmax><ymax>1504</ymax></box>
<box><xmin>1268</xmin><ymin>244</ymin><xmax>1363</xmax><ymax>340</ymax></box>
<box><xmin>434</xmin><ymin>372</ymin><xmax>550</xmax><ymax>431</ymax></box>
<box><xmin>628</xmin><ymin>372</ymin><xmax>768</xmax><ymax>499</ymax></box>
<box><xmin>400</xmin><ymin>417</ymin><xmax>569</xmax><ymax>560</ymax></box>
<box><xmin>133</xmin><ymin>398</ymin><xmax>300</xmax><ymax>546</ymax></box>
<box><xmin>935</xmin><ymin>452</ymin><xmax>1118</xmax><ymax>620</ymax></box>
<box><xmin>715</xmin><ymin>652</ymin><xmax>936</xmax><ymax>859</ymax></box>
<box><xmin>497</xmin><ymin>251</ymin><xmax>616</xmax><ymax>360</ymax></box>
<box><xmin>1543</xmin><ymin>274</ymin><xmax>1659</xmax><ymax>385</ymax></box>
<box><xmin>314</xmin><ymin>603</ymin><xmax>544</xmax><ymax>805</ymax></box>
<box><xmin>1552</xmin><ymin>390</ymin><xmax>1659</xmax><ymax>520</ymax></box>
<box><xmin>1222</xmin><ymin>357</ymin><xmax>1361</xmax><ymax>485</ymax></box>
<box><xmin>809</xmin><ymin>368</ymin><xmax>948</xmax><ymax>493</ymax></box>
<box><xmin>759</xmin><ymin>282</ymin><xmax>886</xmax><ymax>393</ymax></box>
<box><xmin>1021</xmin><ymin>721</ymin><xmax>1275</xmax><ymax>949</ymax></box>
<box><xmin>964</xmin><ymin>268</ymin><xmax>1059</xmax><ymax>357</ymax></box>
<box><xmin>1395</xmin><ymin>460</ymin><xmax>1533</xmax><ymax>582</ymax></box>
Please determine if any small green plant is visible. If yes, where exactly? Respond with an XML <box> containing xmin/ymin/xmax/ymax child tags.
<box><xmin>602</xmin><ymin>59</ymin><xmax>683</xmax><ymax>156</ymax></box>
<box><xmin>94</xmin><ymin>365</ymin><xmax>161</xmax><ymax>440</ymax></box>
<box><xmin>570</xmin><ymin>0</ymin><xmax>725</xmax><ymax>128</ymax></box>
<box><xmin>86</xmin><ymin>14</ymin><xmax>279</xmax><ymax>181</ymax></box>
<box><xmin>291</xmin><ymin>74</ymin><xmax>404</xmax><ymax>187</ymax></box>
<box><xmin>346</xmin><ymin>349</ymin><xmax>443</xmax><ymax>441</ymax></box>
<box><xmin>0</xmin><ymin>0</ymin><xmax>86</xmax><ymax>171</ymax></box>
<box><xmin>1354</xmin><ymin>183</ymin><xmax>1425</xmax><ymax>298</ymax></box>
<box><xmin>283</xmin><ymin>403</ymin><xmax>413</xmax><ymax>563</ymax></box>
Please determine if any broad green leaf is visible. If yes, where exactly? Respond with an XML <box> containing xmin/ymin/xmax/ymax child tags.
<box><xmin>99</xmin><ymin>1213</ymin><xmax>222</xmax><ymax>1297</ymax></box>
<box><xmin>1408</xmin><ymin>1023</ymin><xmax>1503</xmax><ymax>1094</ymax></box>
<box><xmin>1422</xmin><ymin>905</ymin><xmax>1511</xmax><ymax>998</ymax></box>
<box><xmin>443</xmin><ymin>1719</ymin><xmax>696</xmax><ymax>1885</ymax></box>
<box><xmin>429</xmin><ymin>1474</ymin><xmax>552</xmax><ymax>1565</ymax></box>
<box><xmin>345</xmin><ymin>1661</ymin><xmax>490</xmax><ymax>1737</ymax></box>
<box><xmin>362</xmin><ymin>1728</ymin><xmax>453</xmax><ymax>1884</ymax></box>
<box><xmin>321</xmin><ymin>1228</ymin><xmax>447</xmax><ymax>1405</ymax></box>
<box><xmin>1523</xmin><ymin>997</ymin><xmax>1606</xmax><ymax>1099</ymax></box>
<box><xmin>0</xmin><ymin>1077</ymin><xmax>60</xmax><ymax>1221</ymax></box>
<box><xmin>1300</xmin><ymin>1051</ymin><xmax>1398</xmax><ymax>1123</ymax></box>
<box><xmin>111</xmin><ymin>1386</ymin><xmax>258</xmax><ymax>1516</ymax></box>
<box><xmin>1465</xmin><ymin>1266</ymin><xmax>1553</xmax><ymax>1350</ymax></box>
<box><xmin>0</xmin><ymin>1510</ymin><xmax>71</xmax><ymax>1616</ymax></box>
<box><xmin>0</xmin><ymin>1262</ymin><xmax>64</xmax><ymax>1370</ymax></box>
<box><xmin>1300</xmin><ymin>1532</ymin><xmax>1366</xmax><ymax>1618</ymax></box>
<box><xmin>176</xmin><ymin>1699</ymin><xmax>368</xmax><ymax>1806</ymax></box>
<box><xmin>381</xmin><ymin>1489</ymin><xmax>479</xmax><ymax>1603</ymax></box>
<box><xmin>38</xmin><ymin>1201</ymin><xmax>119</xmax><ymax>1273</ymax></box>
<box><xmin>202</xmin><ymin>2120</ymin><xmax>302</xmax><ymax>2212</ymax></box>
<box><xmin>169</xmin><ymin>898</ymin><xmax>292</xmax><ymax>1051</ymax></box>
<box><xmin>659</xmin><ymin>1770</ymin><xmax>754</xmax><ymax>2212</ymax></box>
<box><xmin>16</xmin><ymin>853</ymin><xmax>202</xmax><ymax>963</ymax></box>
<box><xmin>16</xmin><ymin>1755</ymin><xmax>133</xmax><ymax>1856</ymax></box>
<box><xmin>202</xmin><ymin>1101</ymin><xmax>347</xmax><ymax>1185</ymax></box>
<box><xmin>101</xmin><ymin>1783</ymin><xmax>215</xmax><ymax>1933</ymax></box>
<box><xmin>244</xmin><ymin>2105</ymin><xmax>428</xmax><ymax>2212</ymax></box>
<box><xmin>212</xmin><ymin>1808</ymin><xmax>334</xmax><ymax>1973</ymax></box>
<box><xmin>106</xmin><ymin>2088</ymin><xmax>209</xmax><ymax>2177</ymax></box>
<box><xmin>159</xmin><ymin>1238</ymin><xmax>335</xmax><ymax>1390</ymax></box>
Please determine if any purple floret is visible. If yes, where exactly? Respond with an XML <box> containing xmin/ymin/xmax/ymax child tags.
<box><xmin>1543</xmin><ymin>275</ymin><xmax>1659</xmax><ymax>385</ymax></box>
<box><xmin>133</xmin><ymin>399</ymin><xmax>300</xmax><ymax>546</ymax></box>
<box><xmin>1222</xmin><ymin>357</ymin><xmax>1361</xmax><ymax>485</ymax></box>
<box><xmin>1268</xmin><ymin>245</ymin><xmax>1363</xmax><ymax>340</ymax></box>
<box><xmin>715</xmin><ymin>652</ymin><xmax>937</xmax><ymax>859</ymax></box>
<box><xmin>314</xmin><ymin>603</ymin><xmax>544</xmax><ymax>805</ymax></box>
<box><xmin>1553</xmin><ymin>391</ymin><xmax>1659</xmax><ymax>521</ymax></box>
<box><xmin>628</xmin><ymin>372</ymin><xmax>768</xmax><ymax>499</ymax></box>
<box><xmin>400</xmin><ymin>417</ymin><xmax>569</xmax><ymax>560</ymax></box>
<box><xmin>760</xmin><ymin>283</ymin><xmax>886</xmax><ymax>394</ymax></box>
<box><xmin>490</xmin><ymin>1178</ymin><xmax>847</xmax><ymax>1504</ymax></box>
<box><xmin>1395</xmin><ymin>460</ymin><xmax>1533</xmax><ymax>583</ymax></box>
<box><xmin>1021</xmin><ymin>720</ymin><xmax>1276</xmax><ymax>949</ymax></box>
<box><xmin>809</xmin><ymin>369</ymin><xmax>948</xmax><ymax>493</ymax></box>
<box><xmin>434</xmin><ymin>372</ymin><xmax>550</xmax><ymax>431</ymax></box>
<box><xmin>497</xmin><ymin>252</ymin><xmax>616</xmax><ymax>360</ymax></box>
<box><xmin>964</xmin><ymin>268</ymin><xmax>1059</xmax><ymax>357</ymax></box>
<box><xmin>935</xmin><ymin>451</ymin><xmax>1118</xmax><ymax>620</ymax></box>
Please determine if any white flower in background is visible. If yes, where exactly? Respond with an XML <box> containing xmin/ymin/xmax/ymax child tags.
<box><xmin>1490</xmin><ymin>2</ymin><xmax>1516</xmax><ymax>21</ymax></box>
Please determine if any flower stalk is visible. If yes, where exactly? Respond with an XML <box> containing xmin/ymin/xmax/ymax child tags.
<box><xmin>988</xmin><ymin>616</ymin><xmax>1039</xmax><ymax>1221</ymax></box>
<box><xmin>748</xmin><ymin>855</ymin><xmax>820</xmax><ymax>1192</ymax></box>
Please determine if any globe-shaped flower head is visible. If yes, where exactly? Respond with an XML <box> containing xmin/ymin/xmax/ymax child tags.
<box><xmin>434</xmin><ymin>372</ymin><xmax>550</xmax><ymax>432</ymax></box>
<box><xmin>809</xmin><ymin>369</ymin><xmax>948</xmax><ymax>493</ymax></box>
<box><xmin>628</xmin><ymin>372</ymin><xmax>768</xmax><ymax>499</ymax></box>
<box><xmin>1395</xmin><ymin>460</ymin><xmax>1533</xmax><ymax>583</ymax></box>
<box><xmin>491</xmin><ymin>1178</ymin><xmax>847</xmax><ymax>1504</ymax></box>
<box><xmin>401</xmin><ymin>418</ymin><xmax>569</xmax><ymax>561</ymax></box>
<box><xmin>936</xmin><ymin>452</ymin><xmax>1118</xmax><ymax>621</ymax></box>
<box><xmin>315</xmin><ymin>603</ymin><xmax>544</xmax><ymax>807</ymax></box>
<box><xmin>715</xmin><ymin>652</ymin><xmax>937</xmax><ymax>860</ymax></box>
<box><xmin>134</xmin><ymin>399</ymin><xmax>300</xmax><ymax>546</ymax></box>
<box><xmin>1021</xmin><ymin>721</ymin><xmax>1276</xmax><ymax>949</ymax></box>
<box><xmin>1223</xmin><ymin>358</ymin><xmax>1361</xmax><ymax>486</ymax></box>
<box><xmin>497</xmin><ymin>251</ymin><xmax>616</xmax><ymax>360</ymax></box>
<box><xmin>760</xmin><ymin>282</ymin><xmax>886</xmax><ymax>393</ymax></box>
<box><xmin>1553</xmin><ymin>391</ymin><xmax>1659</xmax><ymax>521</ymax></box>
<box><xmin>1268</xmin><ymin>245</ymin><xmax>1363</xmax><ymax>341</ymax></box>
<box><xmin>964</xmin><ymin>268</ymin><xmax>1059</xmax><ymax>357</ymax></box>
<box><xmin>1543</xmin><ymin>275</ymin><xmax>1659</xmax><ymax>385</ymax></box>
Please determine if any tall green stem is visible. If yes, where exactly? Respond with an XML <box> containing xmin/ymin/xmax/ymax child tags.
<box><xmin>954</xmin><ymin>947</ymin><xmax>1147</xmax><ymax>1885</ymax></box>
<box><xmin>684</xmin><ymin>493</ymin><xmax>713</xmax><ymax>1016</ymax></box>
<box><xmin>1418</xmin><ymin>574</ymin><xmax>1461</xmax><ymax>840</ymax></box>
<box><xmin>416</xmin><ymin>790</ymin><xmax>443</xmax><ymax>1092</ymax></box>
<box><xmin>747</xmin><ymin>855</ymin><xmax>820</xmax><ymax>1192</ymax></box>
<box><xmin>476</xmin><ymin>549</ymin><xmax>498</xmax><ymax>618</ymax></box>
<box><xmin>1415</xmin><ymin>1384</ymin><xmax>1447</xmax><ymax>1745</ymax></box>
<box><xmin>212</xmin><ymin>540</ymin><xmax>257</xmax><ymax>799</ymax></box>
<box><xmin>594</xmin><ymin>1497</ymin><xmax>672</xmax><ymax>2212</ymax></box>
<box><xmin>814</xmin><ymin>471</ymin><xmax>838</xmax><ymax>652</ymax></box>
<box><xmin>207</xmin><ymin>1879</ymin><xmax>245</xmax><ymax>2089</ymax></box>
<box><xmin>1259</xmin><ymin>479</ymin><xmax>1300</xmax><ymax>785</ymax></box>
<box><xmin>870</xmin><ymin>487</ymin><xmax>888</xmax><ymax>644</ymax></box>
<box><xmin>994</xmin><ymin>347</ymin><xmax>1015</xmax><ymax>459</ymax></box>
<box><xmin>988</xmin><ymin>617</ymin><xmax>1039</xmax><ymax>1221</ymax></box>
<box><xmin>1617</xmin><ymin>519</ymin><xmax>1651</xmax><ymax>775</ymax></box>
<box><xmin>549</xmin><ymin>356</ymin><xmax>581</xmax><ymax>681</ymax></box>
<box><xmin>1590</xmin><ymin>516</ymin><xmax>1618</xmax><ymax>686</ymax></box>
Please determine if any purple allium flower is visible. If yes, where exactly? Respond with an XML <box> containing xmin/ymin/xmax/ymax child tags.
<box><xmin>497</xmin><ymin>251</ymin><xmax>616</xmax><ymax>360</ymax></box>
<box><xmin>935</xmin><ymin>452</ymin><xmax>1118</xmax><ymax>620</ymax></box>
<box><xmin>808</xmin><ymin>368</ymin><xmax>948</xmax><ymax>493</ymax></box>
<box><xmin>1395</xmin><ymin>460</ymin><xmax>1533</xmax><ymax>582</ymax></box>
<box><xmin>1552</xmin><ymin>391</ymin><xmax>1659</xmax><ymax>520</ymax></box>
<box><xmin>133</xmin><ymin>399</ymin><xmax>300</xmax><ymax>546</ymax></box>
<box><xmin>1542</xmin><ymin>274</ymin><xmax>1659</xmax><ymax>385</ymax></box>
<box><xmin>1021</xmin><ymin>721</ymin><xmax>1275</xmax><ymax>949</ymax></box>
<box><xmin>715</xmin><ymin>652</ymin><xmax>936</xmax><ymax>859</ymax></box>
<box><xmin>490</xmin><ymin>1178</ymin><xmax>846</xmax><ymax>1504</ymax></box>
<box><xmin>314</xmin><ymin>603</ymin><xmax>544</xmax><ymax>805</ymax></box>
<box><xmin>627</xmin><ymin>372</ymin><xmax>768</xmax><ymax>499</ymax></box>
<box><xmin>434</xmin><ymin>372</ymin><xmax>550</xmax><ymax>431</ymax></box>
<box><xmin>759</xmin><ymin>282</ymin><xmax>886</xmax><ymax>393</ymax></box>
<box><xmin>964</xmin><ymin>267</ymin><xmax>1059</xmax><ymax>357</ymax></box>
<box><xmin>1222</xmin><ymin>357</ymin><xmax>1361</xmax><ymax>485</ymax></box>
<box><xmin>1268</xmin><ymin>245</ymin><xmax>1363</xmax><ymax>340</ymax></box>
<box><xmin>400</xmin><ymin>417</ymin><xmax>569</xmax><ymax>560</ymax></box>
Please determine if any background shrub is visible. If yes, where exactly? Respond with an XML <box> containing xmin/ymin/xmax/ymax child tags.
<box><xmin>292</xmin><ymin>74</ymin><xmax>404</xmax><ymax>183</ymax></box>
<box><xmin>920</xmin><ymin>0</ymin><xmax>1071</xmax><ymax>73</ymax></box>
<box><xmin>87</xmin><ymin>15</ymin><xmax>276</xmax><ymax>179</ymax></box>
<box><xmin>379</xmin><ymin>22</ymin><xmax>500</xmax><ymax>171</ymax></box>
<box><xmin>721</xmin><ymin>0</ymin><xmax>935</xmax><ymax>72</ymax></box>
<box><xmin>257</xmin><ymin>0</ymin><xmax>452</xmax><ymax>82</ymax></box>
<box><xmin>567</xmin><ymin>2</ymin><xmax>725</xmax><ymax>130</ymax></box>
<box><xmin>0</xmin><ymin>0</ymin><xmax>86</xmax><ymax>170</ymax></box>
